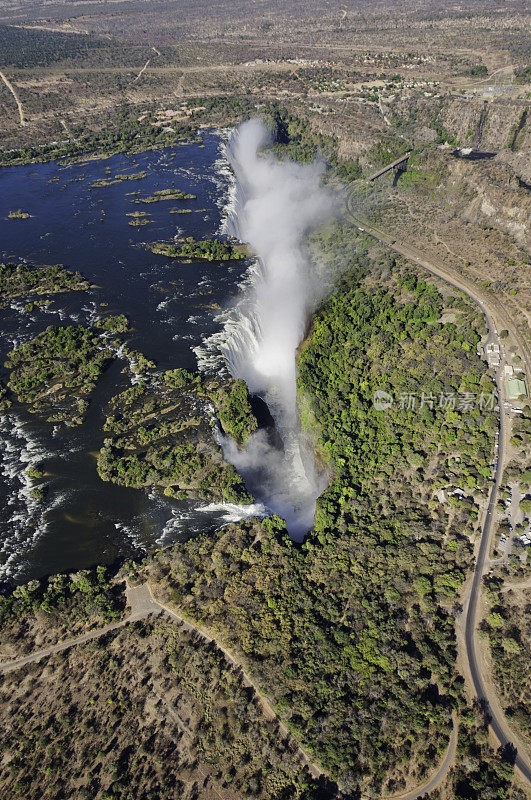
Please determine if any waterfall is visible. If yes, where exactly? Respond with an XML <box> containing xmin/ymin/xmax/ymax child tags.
<box><xmin>207</xmin><ymin>119</ymin><xmax>334</xmax><ymax>539</ymax></box>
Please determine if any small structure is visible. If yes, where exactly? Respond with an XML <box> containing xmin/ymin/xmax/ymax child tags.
<box><xmin>486</xmin><ymin>342</ymin><xmax>500</xmax><ymax>367</ymax></box>
<box><xmin>506</xmin><ymin>378</ymin><xmax>527</xmax><ymax>401</ymax></box>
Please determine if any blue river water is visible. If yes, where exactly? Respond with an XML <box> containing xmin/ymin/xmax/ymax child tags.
<box><xmin>0</xmin><ymin>132</ymin><xmax>250</xmax><ymax>582</ymax></box>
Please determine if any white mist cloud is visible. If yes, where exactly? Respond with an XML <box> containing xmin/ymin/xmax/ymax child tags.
<box><xmin>223</xmin><ymin>119</ymin><xmax>334</xmax><ymax>426</ymax></box>
<box><xmin>218</xmin><ymin>119</ymin><xmax>336</xmax><ymax>539</ymax></box>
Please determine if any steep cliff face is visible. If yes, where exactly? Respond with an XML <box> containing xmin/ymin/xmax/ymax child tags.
<box><xmin>497</xmin><ymin>146</ymin><xmax>531</xmax><ymax>185</ymax></box>
<box><xmin>438</xmin><ymin>97</ymin><xmax>528</xmax><ymax>151</ymax></box>
<box><xmin>445</xmin><ymin>157</ymin><xmax>530</xmax><ymax>250</ymax></box>
<box><xmin>389</xmin><ymin>91</ymin><xmax>530</xmax><ymax>154</ymax></box>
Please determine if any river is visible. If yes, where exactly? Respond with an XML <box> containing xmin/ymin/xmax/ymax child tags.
<box><xmin>0</xmin><ymin>131</ymin><xmax>253</xmax><ymax>582</ymax></box>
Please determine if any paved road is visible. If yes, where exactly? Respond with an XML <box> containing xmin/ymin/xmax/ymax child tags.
<box><xmin>344</xmin><ymin>199</ymin><xmax>531</xmax><ymax>785</ymax></box>
<box><xmin>463</xmin><ymin>382</ymin><xmax>530</xmax><ymax>782</ymax></box>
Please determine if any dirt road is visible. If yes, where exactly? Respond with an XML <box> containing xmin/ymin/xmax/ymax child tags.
<box><xmin>0</xmin><ymin>69</ymin><xmax>26</xmax><ymax>126</ymax></box>
<box><xmin>0</xmin><ymin>583</ymin><xmax>153</xmax><ymax>674</ymax></box>
<box><xmin>386</xmin><ymin>717</ymin><xmax>458</xmax><ymax>800</ymax></box>
<box><xmin>0</xmin><ymin>580</ymin><xmax>464</xmax><ymax>796</ymax></box>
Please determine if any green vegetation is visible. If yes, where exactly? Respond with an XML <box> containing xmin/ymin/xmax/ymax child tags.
<box><xmin>367</xmin><ymin>133</ymin><xmax>410</xmax><ymax>168</ymax></box>
<box><xmin>0</xmin><ymin>380</ymin><xmax>11</xmax><ymax>412</ymax></box>
<box><xmin>5</xmin><ymin>325</ymin><xmax>112</xmax><ymax>425</ymax></box>
<box><xmin>98</xmin><ymin>371</ymin><xmax>256</xmax><ymax>503</ymax></box>
<box><xmin>450</xmin><ymin>705</ymin><xmax>526</xmax><ymax>800</ymax></box>
<box><xmin>464</xmin><ymin>65</ymin><xmax>488</xmax><ymax>76</ymax></box>
<box><xmin>126</xmin><ymin>210</ymin><xmax>152</xmax><ymax>226</ymax></box>
<box><xmin>0</xmin><ymin>262</ymin><xmax>89</xmax><ymax>306</ymax></box>
<box><xmin>7</xmin><ymin>209</ymin><xmax>31</xmax><ymax>219</ymax></box>
<box><xmin>268</xmin><ymin>106</ymin><xmax>335</xmax><ymax>163</ymax></box>
<box><xmin>0</xmin><ymin>105</ymin><xmax>198</xmax><ymax>168</ymax></box>
<box><xmin>134</xmin><ymin>188</ymin><xmax>196</xmax><ymax>204</ymax></box>
<box><xmin>481</xmin><ymin>575</ymin><xmax>530</xmax><ymax>741</ymax></box>
<box><xmin>145</xmin><ymin>247</ymin><xmax>497</xmax><ymax>793</ymax></box>
<box><xmin>0</xmin><ymin>566</ymin><xmax>124</xmax><ymax>659</ymax></box>
<box><xmin>430</xmin><ymin>108</ymin><xmax>460</xmax><ymax>146</ymax></box>
<box><xmin>164</xmin><ymin>626</ymin><xmax>327</xmax><ymax>799</ymax></box>
<box><xmin>266</xmin><ymin>105</ymin><xmax>363</xmax><ymax>179</ymax></box>
<box><xmin>149</xmin><ymin>511</ymin><xmax>457</xmax><ymax>794</ymax></box>
<box><xmin>90</xmin><ymin>171</ymin><xmax>147</xmax><ymax>188</ymax></box>
<box><xmin>26</xmin><ymin>464</ymin><xmax>45</xmax><ymax>480</ymax></box>
<box><xmin>148</xmin><ymin>237</ymin><xmax>245</xmax><ymax>261</ymax></box>
<box><xmin>95</xmin><ymin>313</ymin><xmax>130</xmax><ymax>333</ymax></box>
<box><xmin>299</xmin><ymin>265</ymin><xmax>494</xmax><ymax>511</ymax></box>
<box><xmin>212</xmin><ymin>378</ymin><xmax>259</xmax><ymax>445</ymax></box>
<box><xmin>396</xmin><ymin>150</ymin><xmax>447</xmax><ymax>195</ymax></box>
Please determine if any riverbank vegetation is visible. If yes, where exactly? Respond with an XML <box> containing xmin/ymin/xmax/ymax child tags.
<box><xmin>0</xmin><ymin>381</ymin><xmax>10</xmax><ymax>412</ymax></box>
<box><xmin>0</xmin><ymin>566</ymin><xmax>124</xmax><ymax>662</ymax></box>
<box><xmin>0</xmin><ymin>103</ymin><xmax>201</xmax><ymax>168</ymax></box>
<box><xmin>97</xmin><ymin>369</ymin><xmax>257</xmax><ymax>503</ymax></box>
<box><xmin>148</xmin><ymin>237</ymin><xmax>245</xmax><ymax>261</ymax></box>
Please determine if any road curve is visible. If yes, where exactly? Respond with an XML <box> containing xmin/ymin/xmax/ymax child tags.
<box><xmin>385</xmin><ymin>717</ymin><xmax>458</xmax><ymax>800</ymax></box>
<box><xmin>344</xmin><ymin>202</ymin><xmax>531</xmax><ymax>784</ymax></box>
<box><xmin>149</xmin><ymin>587</ymin><xmax>463</xmax><ymax>798</ymax></box>
<box><xmin>145</xmin><ymin>584</ymin><xmax>325</xmax><ymax>780</ymax></box>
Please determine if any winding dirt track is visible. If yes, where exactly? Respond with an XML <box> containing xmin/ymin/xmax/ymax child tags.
<box><xmin>0</xmin><ymin>69</ymin><xmax>26</xmax><ymax>126</ymax></box>
<box><xmin>0</xmin><ymin>581</ymin><xmax>463</xmax><ymax>798</ymax></box>
<box><xmin>0</xmin><ymin>583</ymin><xmax>322</xmax><ymax>780</ymax></box>
<box><xmin>386</xmin><ymin>717</ymin><xmax>458</xmax><ymax>800</ymax></box>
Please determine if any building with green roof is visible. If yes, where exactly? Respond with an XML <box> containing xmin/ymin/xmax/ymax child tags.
<box><xmin>506</xmin><ymin>378</ymin><xmax>527</xmax><ymax>401</ymax></box>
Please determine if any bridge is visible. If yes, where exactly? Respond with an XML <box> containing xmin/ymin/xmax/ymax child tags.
<box><xmin>366</xmin><ymin>150</ymin><xmax>412</xmax><ymax>182</ymax></box>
